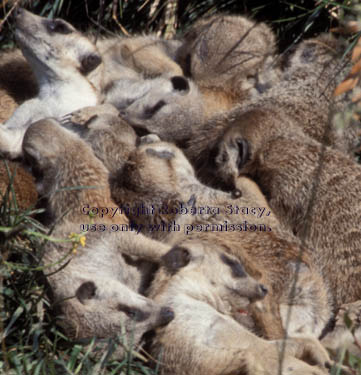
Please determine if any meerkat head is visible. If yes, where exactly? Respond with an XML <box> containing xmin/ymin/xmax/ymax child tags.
<box><xmin>121</xmin><ymin>139</ymin><xmax>196</xmax><ymax>195</ymax></box>
<box><xmin>282</xmin><ymin>34</ymin><xmax>344</xmax><ymax>79</ymax></box>
<box><xmin>161</xmin><ymin>241</ymin><xmax>268</xmax><ymax>311</ymax></box>
<box><xmin>74</xmin><ymin>280</ymin><xmax>175</xmax><ymax>339</ymax></box>
<box><xmin>22</xmin><ymin>118</ymin><xmax>110</xmax><ymax>224</ymax></box>
<box><xmin>119</xmin><ymin>75</ymin><xmax>204</xmax><ymax>143</ymax></box>
<box><xmin>177</xmin><ymin>14</ymin><xmax>277</xmax><ymax>88</ymax></box>
<box><xmin>15</xmin><ymin>8</ymin><xmax>103</xmax><ymax>92</ymax></box>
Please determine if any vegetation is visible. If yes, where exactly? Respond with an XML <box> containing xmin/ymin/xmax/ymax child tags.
<box><xmin>1</xmin><ymin>0</ymin><xmax>361</xmax><ymax>374</ymax></box>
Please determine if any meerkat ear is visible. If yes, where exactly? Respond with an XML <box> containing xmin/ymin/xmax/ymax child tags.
<box><xmin>235</xmin><ymin>138</ymin><xmax>249</xmax><ymax>172</ymax></box>
<box><xmin>76</xmin><ymin>281</ymin><xmax>97</xmax><ymax>303</ymax></box>
<box><xmin>80</xmin><ymin>53</ymin><xmax>102</xmax><ymax>75</ymax></box>
<box><xmin>170</xmin><ymin>76</ymin><xmax>190</xmax><ymax>93</ymax></box>
<box><xmin>161</xmin><ymin>246</ymin><xmax>191</xmax><ymax>274</ymax></box>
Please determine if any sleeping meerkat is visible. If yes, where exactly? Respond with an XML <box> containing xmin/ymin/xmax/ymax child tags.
<box><xmin>0</xmin><ymin>8</ymin><xmax>104</xmax><ymax>159</ymax></box>
<box><xmin>147</xmin><ymin>243</ymin><xmax>330</xmax><ymax>375</ymax></box>
<box><xmin>21</xmin><ymin>118</ymin><xmax>176</xmax><ymax>356</ymax></box>
<box><xmin>177</xmin><ymin>13</ymin><xmax>280</xmax><ymax>104</ymax></box>
<box><xmin>114</xmin><ymin>139</ymin><xmax>333</xmax><ymax>341</ymax></box>
<box><xmin>212</xmin><ymin>107</ymin><xmax>361</xmax><ymax>307</ymax></box>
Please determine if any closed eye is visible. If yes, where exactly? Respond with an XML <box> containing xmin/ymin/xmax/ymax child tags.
<box><xmin>117</xmin><ymin>304</ymin><xmax>150</xmax><ymax>322</ymax></box>
<box><xmin>143</xmin><ymin>100</ymin><xmax>166</xmax><ymax>119</ymax></box>
<box><xmin>46</xmin><ymin>19</ymin><xmax>73</xmax><ymax>35</ymax></box>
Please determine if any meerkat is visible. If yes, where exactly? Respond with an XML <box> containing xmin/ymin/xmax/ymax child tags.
<box><xmin>211</xmin><ymin>106</ymin><xmax>361</xmax><ymax>308</ymax></box>
<box><xmin>147</xmin><ymin>243</ymin><xmax>330</xmax><ymax>375</ymax></box>
<box><xmin>248</xmin><ymin>33</ymin><xmax>358</xmax><ymax>155</ymax></box>
<box><xmin>21</xmin><ymin>118</ymin><xmax>178</xmax><ymax>355</ymax></box>
<box><xmin>113</xmin><ymin>139</ymin><xmax>333</xmax><ymax>340</ymax></box>
<box><xmin>0</xmin><ymin>160</ymin><xmax>37</xmax><ymax>211</ymax></box>
<box><xmin>176</xmin><ymin>13</ymin><xmax>280</xmax><ymax>104</ymax></box>
<box><xmin>0</xmin><ymin>8</ymin><xmax>104</xmax><ymax>159</ymax></box>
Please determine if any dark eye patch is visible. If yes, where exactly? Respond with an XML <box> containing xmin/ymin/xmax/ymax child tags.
<box><xmin>143</xmin><ymin>100</ymin><xmax>166</xmax><ymax>119</ymax></box>
<box><xmin>171</xmin><ymin>76</ymin><xmax>190</xmax><ymax>92</ymax></box>
<box><xmin>235</xmin><ymin>138</ymin><xmax>249</xmax><ymax>172</ymax></box>
<box><xmin>76</xmin><ymin>281</ymin><xmax>96</xmax><ymax>303</ymax></box>
<box><xmin>46</xmin><ymin>19</ymin><xmax>73</xmax><ymax>35</ymax></box>
<box><xmin>80</xmin><ymin>54</ymin><xmax>102</xmax><ymax>75</ymax></box>
<box><xmin>145</xmin><ymin>148</ymin><xmax>175</xmax><ymax>160</ymax></box>
<box><xmin>161</xmin><ymin>246</ymin><xmax>191</xmax><ymax>275</ymax></box>
<box><xmin>220</xmin><ymin>254</ymin><xmax>246</xmax><ymax>278</ymax></box>
<box><xmin>117</xmin><ymin>304</ymin><xmax>150</xmax><ymax>322</ymax></box>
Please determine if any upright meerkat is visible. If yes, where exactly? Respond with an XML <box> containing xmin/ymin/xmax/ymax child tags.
<box><xmin>148</xmin><ymin>243</ymin><xmax>330</xmax><ymax>375</ymax></box>
<box><xmin>0</xmin><ymin>8</ymin><xmax>104</xmax><ymax>159</ymax></box>
<box><xmin>114</xmin><ymin>140</ymin><xmax>333</xmax><ymax>340</ymax></box>
<box><xmin>212</xmin><ymin>107</ymin><xmax>361</xmax><ymax>307</ymax></box>
<box><xmin>21</xmin><ymin>118</ymin><xmax>176</xmax><ymax>354</ymax></box>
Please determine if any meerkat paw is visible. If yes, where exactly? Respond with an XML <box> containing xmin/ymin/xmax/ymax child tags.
<box><xmin>139</xmin><ymin>134</ymin><xmax>162</xmax><ymax>145</ymax></box>
<box><xmin>59</xmin><ymin>104</ymin><xmax>118</xmax><ymax>127</ymax></box>
<box><xmin>281</xmin><ymin>336</ymin><xmax>331</xmax><ymax>369</ymax></box>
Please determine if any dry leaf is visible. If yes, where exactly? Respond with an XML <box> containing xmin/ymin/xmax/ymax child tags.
<box><xmin>352</xmin><ymin>44</ymin><xmax>361</xmax><ymax>63</ymax></box>
<box><xmin>334</xmin><ymin>77</ymin><xmax>359</xmax><ymax>97</ymax></box>
<box><xmin>351</xmin><ymin>59</ymin><xmax>361</xmax><ymax>75</ymax></box>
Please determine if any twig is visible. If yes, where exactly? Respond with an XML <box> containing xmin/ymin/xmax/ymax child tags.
<box><xmin>0</xmin><ymin>0</ymin><xmax>20</xmax><ymax>32</ymax></box>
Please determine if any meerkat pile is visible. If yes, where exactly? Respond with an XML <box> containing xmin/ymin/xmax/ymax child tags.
<box><xmin>2</xmin><ymin>6</ymin><xmax>361</xmax><ymax>374</ymax></box>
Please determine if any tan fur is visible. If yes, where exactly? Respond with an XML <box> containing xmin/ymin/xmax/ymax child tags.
<box><xmin>148</xmin><ymin>243</ymin><xmax>330</xmax><ymax>375</ymax></box>
<box><xmin>0</xmin><ymin>161</ymin><xmax>37</xmax><ymax>210</ymax></box>
<box><xmin>113</xmin><ymin>140</ymin><xmax>333</xmax><ymax>340</ymax></box>
<box><xmin>211</xmin><ymin>106</ymin><xmax>361</xmax><ymax>307</ymax></box>
<box><xmin>21</xmin><ymin>118</ymin><xmax>175</xmax><ymax>356</ymax></box>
